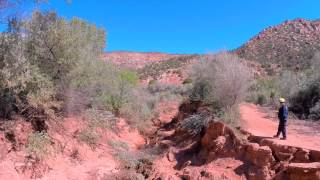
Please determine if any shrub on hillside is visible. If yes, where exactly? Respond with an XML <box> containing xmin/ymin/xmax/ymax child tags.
<box><xmin>138</xmin><ymin>55</ymin><xmax>198</xmax><ymax>79</ymax></box>
<box><xmin>290</xmin><ymin>79</ymin><xmax>320</xmax><ymax>120</ymax></box>
<box><xmin>26</xmin><ymin>132</ymin><xmax>52</xmax><ymax>159</ymax></box>
<box><xmin>178</xmin><ymin>113</ymin><xmax>213</xmax><ymax>137</ymax></box>
<box><xmin>190</xmin><ymin>52</ymin><xmax>253</xmax><ymax>110</ymax></box>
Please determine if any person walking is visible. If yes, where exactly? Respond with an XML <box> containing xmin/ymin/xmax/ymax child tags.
<box><xmin>274</xmin><ymin>98</ymin><xmax>288</xmax><ymax>140</ymax></box>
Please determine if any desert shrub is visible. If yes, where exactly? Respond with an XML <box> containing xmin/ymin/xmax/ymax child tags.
<box><xmin>290</xmin><ymin>79</ymin><xmax>320</xmax><ymax>120</ymax></box>
<box><xmin>179</xmin><ymin>113</ymin><xmax>213</xmax><ymax>137</ymax></box>
<box><xmin>288</xmin><ymin>53</ymin><xmax>320</xmax><ymax>120</ymax></box>
<box><xmin>26</xmin><ymin>131</ymin><xmax>51</xmax><ymax>159</ymax></box>
<box><xmin>84</xmin><ymin>108</ymin><xmax>118</xmax><ymax>130</ymax></box>
<box><xmin>108</xmin><ymin>140</ymin><xmax>155</xmax><ymax>171</ymax></box>
<box><xmin>78</xmin><ymin>109</ymin><xmax>118</xmax><ymax>147</ymax></box>
<box><xmin>104</xmin><ymin>170</ymin><xmax>145</xmax><ymax>180</ymax></box>
<box><xmin>70</xmin><ymin>59</ymin><xmax>140</xmax><ymax>116</ymax></box>
<box><xmin>0</xmin><ymin>25</ymin><xmax>60</xmax><ymax>120</ymax></box>
<box><xmin>0</xmin><ymin>11</ymin><xmax>106</xmax><ymax>121</ymax></box>
<box><xmin>248</xmin><ymin>71</ymin><xmax>307</xmax><ymax>107</ymax></box>
<box><xmin>190</xmin><ymin>52</ymin><xmax>253</xmax><ymax>110</ymax></box>
<box><xmin>220</xmin><ymin>105</ymin><xmax>240</xmax><ymax>127</ymax></box>
<box><xmin>276</xmin><ymin>70</ymin><xmax>308</xmax><ymax>100</ymax></box>
<box><xmin>77</xmin><ymin>128</ymin><xmax>99</xmax><ymax>148</ymax></box>
<box><xmin>138</xmin><ymin>55</ymin><xmax>198</xmax><ymax>79</ymax></box>
<box><xmin>108</xmin><ymin>140</ymin><xmax>129</xmax><ymax>151</ymax></box>
<box><xmin>309</xmin><ymin>101</ymin><xmax>320</xmax><ymax>120</ymax></box>
<box><xmin>182</xmin><ymin>78</ymin><xmax>192</xmax><ymax>84</ymax></box>
<box><xmin>119</xmin><ymin>88</ymin><xmax>158</xmax><ymax>133</ymax></box>
<box><xmin>248</xmin><ymin>76</ymin><xmax>279</xmax><ymax>106</ymax></box>
<box><xmin>256</xmin><ymin>94</ymin><xmax>267</xmax><ymax>105</ymax></box>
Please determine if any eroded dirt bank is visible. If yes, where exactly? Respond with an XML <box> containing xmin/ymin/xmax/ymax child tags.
<box><xmin>1</xmin><ymin>101</ymin><xmax>320</xmax><ymax>180</ymax></box>
<box><xmin>147</xmin><ymin>102</ymin><xmax>320</xmax><ymax>180</ymax></box>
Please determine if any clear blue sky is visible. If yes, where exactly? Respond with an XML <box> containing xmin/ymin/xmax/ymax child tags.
<box><xmin>38</xmin><ymin>0</ymin><xmax>320</xmax><ymax>53</ymax></box>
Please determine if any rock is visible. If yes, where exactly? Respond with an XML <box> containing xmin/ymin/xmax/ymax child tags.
<box><xmin>200</xmin><ymin>170</ymin><xmax>214</xmax><ymax>178</ymax></box>
<box><xmin>159</xmin><ymin>140</ymin><xmax>174</xmax><ymax>148</ymax></box>
<box><xmin>179</xmin><ymin>168</ymin><xmax>199</xmax><ymax>180</ymax></box>
<box><xmin>274</xmin><ymin>152</ymin><xmax>293</xmax><ymax>162</ymax></box>
<box><xmin>310</xmin><ymin>150</ymin><xmax>320</xmax><ymax>162</ymax></box>
<box><xmin>286</xmin><ymin>162</ymin><xmax>320</xmax><ymax>180</ymax></box>
<box><xmin>167</xmin><ymin>150</ymin><xmax>175</xmax><ymax>162</ymax></box>
<box><xmin>14</xmin><ymin>162</ymin><xmax>26</xmax><ymax>174</ymax></box>
<box><xmin>208</xmin><ymin>136</ymin><xmax>226</xmax><ymax>153</ymax></box>
<box><xmin>181</xmin><ymin>160</ymin><xmax>192</xmax><ymax>169</ymax></box>
<box><xmin>157</xmin><ymin>173</ymin><xmax>179</xmax><ymax>180</ymax></box>
<box><xmin>246</xmin><ymin>165</ymin><xmax>273</xmax><ymax>180</ymax></box>
<box><xmin>201</xmin><ymin>121</ymin><xmax>239</xmax><ymax>160</ymax></box>
<box><xmin>245</xmin><ymin>143</ymin><xmax>275</xmax><ymax>167</ymax></box>
<box><xmin>293</xmin><ymin>148</ymin><xmax>310</xmax><ymax>163</ymax></box>
<box><xmin>157</xmin><ymin>130</ymin><xmax>175</xmax><ymax>137</ymax></box>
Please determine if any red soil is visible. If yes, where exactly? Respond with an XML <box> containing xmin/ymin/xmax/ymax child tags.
<box><xmin>240</xmin><ymin>103</ymin><xmax>320</xmax><ymax>151</ymax></box>
<box><xmin>0</xmin><ymin>117</ymin><xmax>145</xmax><ymax>180</ymax></box>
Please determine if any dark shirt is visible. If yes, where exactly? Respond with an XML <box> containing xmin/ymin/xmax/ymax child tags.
<box><xmin>278</xmin><ymin>105</ymin><xmax>288</xmax><ymax>122</ymax></box>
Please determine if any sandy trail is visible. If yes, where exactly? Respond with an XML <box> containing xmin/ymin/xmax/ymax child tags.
<box><xmin>240</xmin><ymin>103</ymin><xmax>320</xmax><ymax>151</ymax></box>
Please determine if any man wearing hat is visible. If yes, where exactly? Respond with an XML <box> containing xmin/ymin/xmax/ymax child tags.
<box><xmin>274</xmin><ymin>98</ymin><xmax>288</xmax><ymax>140</ymax></box>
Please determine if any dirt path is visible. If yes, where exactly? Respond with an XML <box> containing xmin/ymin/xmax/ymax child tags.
<box><xmin>240</xmin><ymin>103</ymin><xmax>320</xmax><ymax>151</ymax></box>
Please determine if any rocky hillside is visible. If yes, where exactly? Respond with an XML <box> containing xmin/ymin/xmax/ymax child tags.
<box><xmin>236</xmin><ymin>18</ymin><xmax>320</xmax><ymax>73</ymax></box>
<box><xmin>103</xmin><ymin>51</ymin><xmax>183</xmax><ymax>69</ymax></box>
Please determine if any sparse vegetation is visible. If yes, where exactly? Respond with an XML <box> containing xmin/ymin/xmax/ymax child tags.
<box><xmin>138</xmin><ymin>55</ymin><xmax>198</xmax><ymax>79</ymax></box>
<box><xmin>248</xmin><ymin>52</ymin><xmax>320</xmax><ymax>120</ymax></box>
<box><xmin>188</xmin><ymin>52</ymin><xmax>252</xmax><ymax>126</ymax></box>
<box><xmin>26</xmin><ymin>131</ymin><xmax>52</xmax><ymax>159</ymax></box>
<box><xmin>179</xmin><ymin>113</ymin><xmax>213</xmax><ymax>137</ymax></box>
<box><xmin>84</xmin><ymin>108</ymin><xmax>118</xmax><ymax>131</ymax></box>
<box><xmin>236</xmin><ymin>18</ymin><xmax>320</xmax><ymax>73</ymax></box>
<box><xmin>77</xmin><ymin>128</ymin><xmax>99</xmax><ymax>148</ymax></box>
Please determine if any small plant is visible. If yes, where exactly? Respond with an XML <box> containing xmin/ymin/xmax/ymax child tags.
<box><xmin>108</xmin><ymin>140</ymin><xmax>129</xmax><ymax>151</ymax></box>
<box><xmin>179</xmin><ymin>114</ymin><xmax>213</xmax><ymax>137</ymax></box>
<box><xmin>26</xmin><ymin>131</ymin><xmax>51</xmax><ymax>159</ymax></box>
<box><xmin>77</xmin><ymin>128</ymin><xmax>99</xmax><ymax>148</ymax></box>
<box><xmin>84</xmin><ymin>108</ymin><xmax>118</xmax><ymax>130</ymax></box>
<box><xmin>182</xmin><ymin>78</ymin><xmax>192</xmax><ymax>84</ymax></box>
<box><xmin>103</xmin><ymin>170</ymin><xmax>145</xmax><ymax>180</ymax></box>
<box><xmin>257</xmin><ymin>94</ymin><xmax>267</xmax><ymax>105</ymax></box>
<box><xmin>70</xmin><ymin>148</ymin><xmax>80</xmax><ymax>160</ymax></box>
<box><xmin>220</xmin><ymin>106</ymin><xmax>240</xmax><ymax>127</ymax></box>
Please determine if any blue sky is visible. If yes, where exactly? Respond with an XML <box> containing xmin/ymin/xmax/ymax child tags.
<box><xmin>28</xmin><ymin>1</ymin><xmax>320</xmax><ymax>53</ymax></box>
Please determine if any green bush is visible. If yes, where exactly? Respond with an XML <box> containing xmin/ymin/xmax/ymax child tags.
<box><xmin>0</xmin><ymin>11</ymin><xmax>106</xmax><ymax>121</ymax></box>
<box><xmin>26</xmin><ymin>132</ymin><xmax>51</xmax><ymax>159</ymax></box>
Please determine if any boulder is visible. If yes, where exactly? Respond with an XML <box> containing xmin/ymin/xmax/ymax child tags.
<box><xmin>167</xmin><ymin>150</ymin><xmax>175</xmax><ymax>162</ymax></box>
<box><xmin>201</xmin><ymin>121</ymin><xmax>239</xmax><ymax>160</ymax></box>
<box><xmin>293</xmin><ymin>148</ymin><xmax>310</xmax><ymax>163</ymax></box>
<box><xmin>274</xmin><ymin>152</ymin><xmax>294</xmax><ymax>162</ymax></box>
<box><xmin>310</xmin><ymin>150</ymin><xmax>320</xmax><ymax>162</ymax></box>
<box><xmin>245</xmin><ymin>143</ymin><xmax>275</xmax><ymax>167</ymax></box>
<box><xmin>246</xmin><ymin>165</ymin><xmax>273</xmax><ymax>180</ymax></box>
<box><xmin>286</xmin><ymin>162</ymin><xmax>320</xmax><ymax>180</ymax></box>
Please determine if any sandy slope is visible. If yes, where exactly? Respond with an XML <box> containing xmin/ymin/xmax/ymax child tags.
<box><xmin>240</xmin><ymin>103</ymin><xmax>320</xmax><ymax>151</ymax></box>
